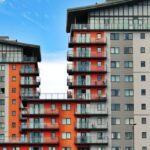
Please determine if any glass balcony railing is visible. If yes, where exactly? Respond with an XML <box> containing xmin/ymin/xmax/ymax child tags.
<box><xmin>22</xmin><ymin>108</ymin><xmax>59</xmax><ymax>115</ymax></box>
<box><xmin>21</xmin><ymin>123</ymin><xmax>59</xmax><ymax>130</ymax></box>
<box><xmin>67</xmin><ymin>79</ymin><xmax>107</xmax><ymax>87</ymax></box>
<box><xmin>20</xmin><ymin>69</ymin><xmax>39</xmax><ymax>74</ymax></box>
<box><xmin>76</xmin><ymin>136</ymin><xmax>108</xmax><ymax>144</ymax></box>
<box><xmin>0</xmin><ymin>57</ymin><xmax>37</xmax><ymax>63</ymax></box>
<box><xmin>76</xmin><ymin>122</ymin><xmax>108</xmax><ymax>129</ymax></box>
<box><xmin>20</xmin><ymin>80</ymin><xmax>40</xmax><ymax>86</ymax></box>
<box><xmin>67</xmin><ymin>50</ymin><xmax>106</xmax><ymax>59</ymax></box>
<box><xmin>75</xmin><ymin>108</ymin><xmax>108</xmax><ymax>115</ymax></box>
<box><xmin>71</xmin><ymin>23</ymin><xmax>150</xmax><ymax>31</ymax></box>
<box><xmin>67</xmin><ymin>64</ymin><xmax>107</xmax><ymax>73</ymax></box>
<box><xmin>20</xmin><ymin>92</ymin><xmax>40</xmax><ymax>99</ymax></box>
<box><xmin>0</xmin><ymin>137</ymin><xmax>59</xmax><ymax>144</ymax></box>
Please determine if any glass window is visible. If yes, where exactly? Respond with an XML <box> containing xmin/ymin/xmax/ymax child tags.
<box><xmin>142</xmin><ymin>132</ymin><xmax>147</xmax><ymax>138</ymax></box>
<box><xmin>111</xmin><ymin>75</ymin><xmax>120</xmax><ymax>82</ymax></box>
<box><xmin>124</xmin><ymin>104</ymin><xmax>134</xmax><ymax>111</ymax></box>
<box><xmin>112</xmin><ymin>132</ymin><xmax>121</xmax><ymax>139</ymax></box>
<box><xmin>141</xmin><ymin>61</ymin><xmax>146</xmax><ymax>67</ymax></box>
<box><xmin>112</xmin><ymin>147</ymin><xmax>120</xmax><ymax>150</ymax></box>
<box><xmin>111</xmin><ymin>118</ymin><xmax>120</xmax><ymax>125</ymax></box>
<box><xmin>62</xmin><ymin>118</ymin><xmax>71</xmax><ymax>125</ymax></box>
<box><xmin>140</xmin><ymin>33</ymin><xmax>145</xmax><ymax>39</ymax></box>
<box><xmin>125</xmin><ymin>132</ymin><xmax>133</xmax><ymax>140</ymax></box>
<box><xmin>124</xmin><ymin>75</ymin><xmax>133</xmax><ymax>82</ymax></box>
<box><xmin>124</xmin><ymin>61</ymin><xmax>133</xmax><ymax>68</ymax></box>
<box><xmin>142</xmin><ymin>146</ymin><xmax>147</xmax><ymax>150</ymax></box>
<box><xmin>124</xmin><ymin>47</ymin><xmax>133</xmax><ymax>54</ymax></box>
<box><xmin>0</xmin><ymin>76</ymin><xmax>4</xmax><ymax>82</ymax></box>
<box><xmin>124</xmin><ymin>89</ymin><xmax>134</xmax><ymax>97</ymax></box>
<box><xmin>111</xmin><ymin>104</ymin><xmax>120</xmax><ymax>111</ymax></box>
<box><xmin>111</xmin><ymin>89</ymin><xmax>120</xmax><ymax>97</ymax></box>
<box><xmin>111</xmin><ymin>47</ymin><xmax>120</xmax><ymax>54</ymax></box>
<box><xmin>141</xmin><ymin>75</ymin><xmax>146</xmax><ymax>81</ymax></box>
<box><xmin>62</xmin><ymin>132</ymin><xmax>71</xmax><ymax>139</ymax></box>
<box><xmin>141</xmin><ymin>104</ymin><xmax>146</xmax><ymax>110</ymax></box>
<box><xmin>111</xmin><ymin>61</ymin><xmax>120</xmax><ymax>68</ymax></box>
<box><xmin>97</xmin><ymin>75</ymin><xmax>102</xmax><ymax>81</ymax></box>
<box><xmin>140</xmin><ymin>47</ymin><xmax>145</xmax><ymax>53</ymax></box>
<box><xmin>124</xmin><ymin>33</ymin><xmax>133</xmax><ymax>40</ymax></box>
<box><xmin>62</xmin><ymin>147</ymin><xmax>71</xmax><ymax>150</ymax></box>
<box><xmin>62</xmin><ymin>104</ymin><xmax>71</xmax><ymax>111</ymax></box>
<box><xmin>141</xmin><ymin>118</ymin><xmax>146</xmax><ymax>124</ymax></box>
<box><xmin>125</xmin><ymin>118</ymin><xmax>134</xmax><ymax>125</ymax></box>
<box><xmin>141</xmin><ymin>89</ymin><xmax>146</xmax><ymax>95</ymax></box>
<box><xmin>110</xmin><ymin>33</ymin><xmax>120</xmax><ymax>40</ymax></box>
<box><xmin>0</xmin><ymin>99</ymin><xmax>4</xmax><ymax>105</ymax></box>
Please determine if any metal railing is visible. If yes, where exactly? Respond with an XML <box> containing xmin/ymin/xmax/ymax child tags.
<box><xmin>0</xmin><ymin>137</ymin><xmax>59</xmax><ymax>144</ymax></box>
<box><xmin>76</xmin><ymin>136</ymin><xmax>108</xmax><ymax>144</ymax></box>
<box><xmin>21</xmin><ymin>123</ymin><xmax>59</xmax><ymax>129</ymax></box>
<box><xmin>67</xmin><ymin>50</ymin><xmax>106</xmax><ymax>58</ymax></box>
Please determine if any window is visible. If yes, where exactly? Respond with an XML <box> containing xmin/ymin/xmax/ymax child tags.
<box><xmin>97</xmin><ymin>75</ymin><xmax>102</xmax><ymax>81</ymax></box>
<box><xmin>110</xmin><ymin>33</ymin><xmax>119</xmax><ymax>40</ymax></box>
<box><xmin>125</xmin><ymin>118</ymin><xmax>134</xmax><ymax>125</ymax></box>
<box><xmin>141</xmin><ymin>75</ymin><xmax>146</xmax><ymax>81</ymax></box>
<box><xmin>0</xmin><ymin>99</ymin><xmax>4</xmax><ymax>105</ymax></box>
<box><xmin>0</xmin><ymin>76</ymin><xmax>4</xmax><ymax>82</ymax></box>
<box><xmin>12</xmin><ymin>99</ymin><xmax>16</xmax><ymax>104</ymax></box>
<box><xmin>140</xmin><ymin>47</ymin><xmax>145</xmax><ymax>53</ymax></box>
<box><xmin>62</xmin><ymin>132</ymin><xmax>71</xmax><ymax>139</ymax></box>
<box><xmin>97</xmin><ymin>33</ymin><xmax>101</xmax><ymax>39</ymax></box>
<box><xmin>124</xmin><ymin>75</ymin><xmax>133</xmax><ymax>82</ymax></box>
<box><xmin>111</xmin><ymin>75</ymin><xmax>120</xmax><ymax>82</ymax></box>
<box><xmin>112</xmin><ymin>132</ymin><xmax>121</xmax><ymax>139</ymax></box>
<box><xmin>51</xmin><ymin>104</ymin><xmax>56</xmax><ymax>110</ymax></box>
<box><xmin>97</xmin><ymin>48</ymin><xmax>102</xmax><ymax>53</ymax></box>
<box><xmin>12</xmin><ymin>65</ymin><xmax>16</xmax><ymax>70</ymax></box>
<box><xmin>12</xmin><ymin>147</ymin><xmax>20</xmax><ymax>150</ymax></box>
<box><xmin>49</xmin><ymin>147</ymin><xmax>56</xmax><ymax>150</ymax></box>
<box><xmin>62</xmin><ymin>104</ymin><xmax>71</xmax><ymax>111</ymax></box>
<box><xmin>124</xmin><ymin>33</ymin><xmax>133</xmax><ymax>40</ymax></box>
<box><xmin>124</xmin><ymin>61</ymin><xmax>133</xmax><ymax>68</ymax></box>
<box><xmin>111</xmin><ymin>61</ymin><xmax>120</xmax><ymax>68</ymax></box>
<box><xmin>62</xmin><ymin>147</ymin><xmax>71</xmax><ymax>150</ymax></box>
<box><xmin>0</xmin><ymin>88</ymin><xmax>5</xmax><ymax>94</ymax></box>
<box><xmin>142</xmin><ymin>132</ymin><xmax>147</xmax><ymax>138</ymax></box>
<box><xmin>125</xmin><ymin>132</ymin><xmax>133</xmax><ymax>140</ymax></box>
<box><xmin>98</xmin><ymin>90</ymin><xmax>102</xmax><ymax>95</ymax></box>
<box><xmin>2</xmin><ymin>147</ymin><xmax>7</xmax><ymax>150</ymax></box>
<box><xmin>12</xmin><ymin>134</ymin><xmax>16</xmax><ymax>139</ymax></box>
<box><xmin>97</xmin><ymin>62</ymin><xmax>102</xmax><ymax>67</ymax></box>
<box><xmin>141</xmin><ymin>118</ymin><xmax>146</xmax><ymax>124</ymax></box>
<box><xmin>12</xmin><ymin>122</ymin><xmax>16</xmax><ymax>128</ymax></box>
<box><xmin>62</xmin><ymin>118</ymin><xmax>71</xmax><ymax>125</ymax></box>
<box><xmin>12</xmin><ymin>76</ymin><xmax>16</xmax><ymax>81</ymax></box>
<box><xmin>0</xmin><ymin>111</ymin><xmax>4</xmax><ymax>117</ymax></box>
<box><xmin>142</xmin><ymin>146</ymin><xmax>147</xmax><ymax>150</ymax></box>
<box><xmin>111</xmin><ymin>89</ymin><xmax>120</xmax><ymax>97</ymax></box>
<box><xmin>12</xmin><ymin>88</ymin><xmax>16</xmax><ymax>93</ymax></box>
<box><xmin>141</xmin><ymin>104</ymin><xmax>146</xmax><ymax>110</ymax></box>
<box><xmin>112</xmin><ymin>147</ymin><xmax>120</xmax><ymax>150</ymax></box>
<box><xmin>111</xmin><ymin>118</ymin><xmax>120</xmax><ymax>125</ymax></box>
<box><xmin>124</xmin><ymin>104</ymin><xmax>134</xmax><ymax>111</ymax></box>
<box><xmin>124</xmin><ymin>89</ymin><xmax>134</xmax><ymax>97</ymax></box>
<box><xmin>140</xmin><ymin>33</ymin><xmax>145</xmax><ymax>39</ymax></box>
<box><xmin>125</xmin><ymin>147</ymin><xmax>133</xmax><ymax>150</ymax></box>
<box><xmin>141</xmin><ymin>89</ymin><xmax>146</xmax><ymax>95</ymax></box>
<box><xmin>141</xmin><ymin>61</ymin><xmax>145</xmax><ymax>67</ymax></box>
<box><xmin>111</xmin><ymin>47</ymin><xmax>120</xmax><ymax>54</ymax></box>
<box><xmin>111</xmin><ymin>104</ymin><xmax>120</xmax><ymax>111</ymax></box>
<box><xmin>0</xmin><ymin>122</ymin><xmax>4</xmax><ymax>129</ymax></box>
<box><xmin>12</xmin><ymin>111</ymin><xmax>16</xmax><ymax>116</ymax></box>
<box><xmin>124</xmin><ymin>47</ymin><xmax>133</xmax><ymax>54</ymax></box>
<box><xmin>51</xmin><ymin>118</ymin><xmax>56</xmax><ymax>124</ymax></box>
<box><xmin>0</xmin><ymin>65</ymin><xmax>5</xmax><ymax>71</ymax></box>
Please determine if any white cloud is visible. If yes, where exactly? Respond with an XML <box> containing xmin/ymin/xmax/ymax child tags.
<box><xmin>39</xmin><ymin>60</ymin><xmax>67</xmax><ymax>94</ymax></box>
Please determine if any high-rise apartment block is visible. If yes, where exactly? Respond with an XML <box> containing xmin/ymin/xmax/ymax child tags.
<box><xmin>0</xmin><ymin>0</ymin><xmax>150</xmax><ymax>150</ymax></box>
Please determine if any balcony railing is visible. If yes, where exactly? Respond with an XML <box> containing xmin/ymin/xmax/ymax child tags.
<box><xmin>67</xmin><ymin>50</ymin><xmax>106</xmax><ymax>59</ymax></box>
<box><xmin>20</xmin><ymin>80</ymin><xmax>40</xmax><ymax>86</ymax></box>
<box><xmin>69</xmin><ymin>37</ymin><xmax>106</xmax><ymax>45</ymax></box>
<box><xmin>0</xmin><ymin>137</ymin><xmax>59</xmax><ymax>144</ymax></box>
<box><xmin>20</xmin><ymin>92</ymin><xmax>40</xmax><ymax>99</ymax></box>
<box><xmin>71</xmin><ymin>23</ymin><xmax>150</xmax><ymax>31</ymax></box>
<box><xmin>67</xmin><ymin>79</ymin><xmax>107</xmax><ymax>87</ymax></box>
<box><xmin>21</xmin><ymin>123</ymin><xmax>59</xmax><ymax>130</ymax></box>
<box><xmin>20</xmin><ymin>69</ymin><xmax>39</xmax><ymax>75</ymax></box>
<box><xmin>0</xmin><ymin>57</ymin><xmax>37</xmax><ymax>63</ymax></box>
<box><xmin>67</xmin><ymin>64</ymin><xmax>107</xmax><ymax>73</ymax></box>
<box><xmin>76</xmin><ymin>136</ymin><xmax>108</xmax><ymax>144</ymax></box>
<box><xmin>75</xmin><ymin>108</ymin><xmax>108</xmax><ymax>115</ymax></box>
<box><xmin>76</xmin><ymin>122</ymin><xmax>108</xmax><ymax>129</ymax></box>
<box><xmin>22</xmin><ymin>108</ymin><xmax>59</xmax><ymax>115</ymax></box>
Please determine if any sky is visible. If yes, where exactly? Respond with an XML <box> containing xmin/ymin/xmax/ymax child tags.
<box><xmin>0</xmin><ymin>0</ymin><xmax>104</xmax><ymax>93</ymax></box>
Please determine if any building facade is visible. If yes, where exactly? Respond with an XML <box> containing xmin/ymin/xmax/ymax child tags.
<box><xmin>0</xmin><ymin>0</ymin><xmax>150</xmax><ymax>150</ymax></box>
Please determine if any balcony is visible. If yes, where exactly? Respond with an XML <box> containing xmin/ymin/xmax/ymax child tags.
<box><xmin>75</xmin><ymin>136</ymin><xmax>108</xmax><ymax>145</ymax></box>
<box><xmin>75</xmin><ymin>122</ymin><xmax>108</xmax><ymax>130</ymax></box>
<box><xmin>20</xmin><ymin>92</ymin><xmax>40</xmax><ymax>100</ymax></box>
<box><xmin>20</xmin><ymin>69</ymin><xmax>39</xmax><ymax>76</ymax></box>
<box><xmin>22</xmin><ymin>108</ymin><xmax>59</xmax><ymax>116</ymax></box>
<box><xmin>0</xmin><ymin>137</ymin><xmax>59</xmax><ymax>145</ymax></box>
<box><xmin>0</xmin><ymin>57</ymin><xmax>37</xmax><ymax>63</ymax></box>
<box><xmin>75</xmin><ymin>108</ymin><xmax>108</xmax><ymax>116</ymax></box>
<box><xmin>67</xmin><ymin>50</ymin><xmax>107</xmax><ymax>61</ymax></box>
<box><xmin>67</xmin><ymin>64</ymin><xmax>107</xmax><ymax>75</ymax></box>
<box><xmin>20</xmin><ymin>80</ymin><xmax>40</xmax><ymax>87</ymax></box>
<box><xmin>69</xmin><ymin>37</ymin><xmax>106</xmax><ymax>47</ymax></box>
<box><xmin>21</xmin><ymin>123</ymin><xmax>59</xmax><ymax>131</ymax></box>
<box><xmin>67</xmin><ymin>79</ymin><xmax>107</xmax><ymax>89</ymax></box>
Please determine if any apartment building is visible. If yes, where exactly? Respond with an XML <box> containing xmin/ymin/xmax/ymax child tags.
<box><xmin>0</xmin><ymin>0</ymin><xmax>149</xmax><ymax>150</ymax></box>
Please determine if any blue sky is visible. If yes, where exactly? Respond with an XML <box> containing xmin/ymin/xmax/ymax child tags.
<box><xmin>0</xmin><ymin>0</ymin><xmax>104</xmax><ymax>60</ymax></box>
<box><xmin>0</xmin><ymin>0</ymin><xmax>104</xmax><ymax>93</ymax></box>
